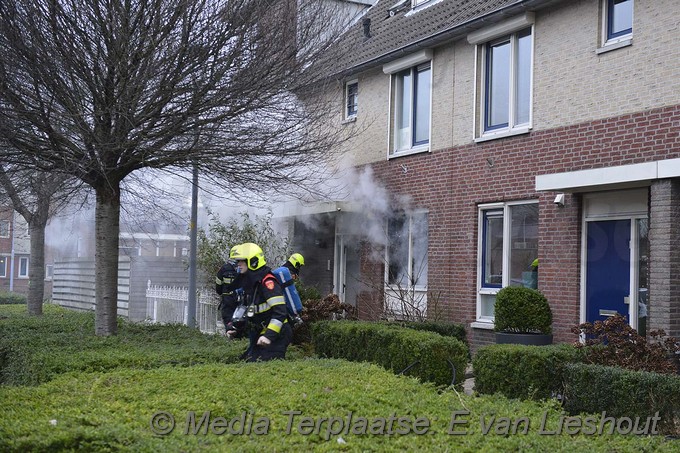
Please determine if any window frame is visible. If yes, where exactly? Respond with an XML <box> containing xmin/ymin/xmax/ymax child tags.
<box><xmin>0</xmin><ymin>220</ymin><xmax>9</xmax><ymax>238</ymax></box>
<box><xmin>385</xmin><ymin>211</ymin><xmax>429</xmax><ymax>291</ymax></box>
<box><xmin>476</xmin><ymin>200</ymin><xmax>539</xmax><ymax>323</ymax></box>
<box><xmin>605</xmin><ymin>0</ymin><xmax>633</xmax><ymax>43</ymax></box>
<box><xmin>344</xmin><ymin>79</ymin><xmax>358</xmax><ymax>121</ymax></box>
<box><xmin>478</xmin><ymin>26</ymin><xmax>533</xmax><ymax>139</ymax></box>
<box><xmin>45</xmin><ymin>264</ymin><xmax>54</xmax><ymax>281</ymax></box>
<box><xmin>390</xmin><ymin>62</ymin><xmax>432</xmax><ymax>155</ymax></box>
<box><xmin>0</xmin><ymin>257</ymin><xmax>6</xmax><ymax>278</ymax></box>
<box><xmin>18</xmin><ymin>256</ymin><xmax>29</xmax><ymax>278</ymax></box>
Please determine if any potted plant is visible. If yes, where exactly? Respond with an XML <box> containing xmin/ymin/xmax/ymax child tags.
<box><xmin>494</xmin><ymin>286</ymin><xmax>553</xmax><ymax>346</ymax></box>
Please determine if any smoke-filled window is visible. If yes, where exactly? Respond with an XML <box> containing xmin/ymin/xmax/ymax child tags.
<box><xmin>387</xmin><ymin>212</ymin><xmax>428</xmax><ymax>288</ymax></box>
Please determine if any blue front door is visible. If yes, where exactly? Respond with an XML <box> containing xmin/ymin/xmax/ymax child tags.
<box><xmin>586</xmin><ymin>220</ymin><xmax>631</xmax><ymax>324</ymax></box>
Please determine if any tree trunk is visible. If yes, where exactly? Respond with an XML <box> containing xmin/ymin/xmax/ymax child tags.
<box><xmin>27</xmin><ymin>223</ymin><xmax>46</xmax><ymax>315</ymax></box>
<box><xmin>94</xmin><ymin>183</ymin><xmax>121</xmax><ymax>336</ymax></box>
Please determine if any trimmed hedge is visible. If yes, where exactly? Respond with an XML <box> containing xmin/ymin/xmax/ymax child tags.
<box><xmin>382</xmin><ymin>320</ymin><xmax>467</xmax><ymax>345</ymax></box>
<box><xmin>311</xmin><ymin>320</ymin><xmax>468</xmax><ymax>387</ymax></box>
<box><xmin>0</xmin><ymin>291</ymin><xmax>26</xmax><ymax>305</ymax></box>
<box><xmin>563</xmin><ymin>362</ymin><xmax>680</xmax><ymax>435</ymax></box>
<box><xmin>473</xmin><ymin>343</ymin><xmax>584</xmax><ymax>400</ymax></box>
<box><xmin>0</xmin><ymin>304</ymin><xmax>305</xmax><ymax>386</ymax></box>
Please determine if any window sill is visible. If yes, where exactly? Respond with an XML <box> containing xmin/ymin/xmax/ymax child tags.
<box><xmin>342</xmin><ymin>116</ymin><xmax>357</xmax><ymax>125</ymax></box>
<box><xmin>596</xmin><ymin>37</ymin><xmax>632</xmax><ymax>55</ymax></box>
<box><xmin>475</xmin><ymin>126</ymin><xmax>531</xmax><ymax>143</ymax></box>
<box><xmin>388</xmin><ymin>144</ymin><xmax>430</xmax><ymax>159</ymax></box>
<box><xmin>470</xmin><ymin>321</ymin><xmax>495</xmax><ymax>330</ymax></box>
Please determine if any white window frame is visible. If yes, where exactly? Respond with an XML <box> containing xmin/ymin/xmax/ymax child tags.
<box><xmin>598</xmin><ymin>0</ymin><xmax>633</xmax><ymax>52</ymax></box>
<box><xmin>384</xmin><ymin>211</ymin><xmax>429</xmax><ymax>319</ymax></box>
<box><xmin>0</xmin><ymin>257</ymin><xmax>7</xmax><ymax>278</ymax></box>
<box><xmin>383</xmin><ymin>49</ymin><xmax>433</xmax><ymax>157</ymax></box>
<box><xmin>473</xmin><ymin>200</ymin><xmax>539</xmax><ymax>327</ymax></box>
<box><xmin>0</xmin><ymin>220</ymin><xmax>9</xmax><ymax>238</ymax></box>
<box><xmin>18</xmin><ymin>256</ymin><xmax>29</xmax><ymax>278</ymax></box>
<box><xmin>45</xmin><ymin>264</ymin><xmax>54</xmax><ymax>281</ymax></box>
<box><xmin>469</xmin><ymin>13</ymin><xmax>534</xmax><ymax>142</ymax></box>
<box><xmin>344</xmin><ymin>79</ymin><xmax>358</xmax><ymax>121</ymax></box>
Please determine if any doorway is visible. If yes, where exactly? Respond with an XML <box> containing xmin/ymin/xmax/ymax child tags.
<box><xmin>582</xmin><ymin>190</ymin><xmax>649</xmax><ymax>332</ymax></box>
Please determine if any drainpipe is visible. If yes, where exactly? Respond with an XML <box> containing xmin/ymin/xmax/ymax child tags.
<box><xmin>9</xmin><ymin>211</ymin><xmax>14</xmax><ymax>292</ymax></box>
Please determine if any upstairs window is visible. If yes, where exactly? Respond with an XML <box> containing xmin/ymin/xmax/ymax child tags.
<box><xmin>412</xmin><ymin>0</ymin><xmax>432</xmax><ymax>7</ymax></box>
<box><xmin>393</xmin><ymin>63</ymin><xmax>431</xmax><ymax>153</ymax></box>
<box><xmin>483</xmin><ymin>28</ymin><xmax>532</xmax><ymax>134</ymax></box>
<box><xmin>344</xmin><ymin>80</ymin><xmax>358</xmax><ymax>120</ymax></box>
<box><xmin>606</xmin><ymin>0</ymin><xmax>633</xmax><ymax>42</ymax></box>
<box><xmin>0</xmin><ymin>220</ymin><xmax>8</xmax><ymax>238</ymax></box>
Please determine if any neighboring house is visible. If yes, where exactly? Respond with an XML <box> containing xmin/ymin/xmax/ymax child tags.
<box><xmin>0</xmin><ymin>207</ymin><xmax>32</xmax><ymax>295</ymax></box>
<box><xmin>278</xmin><ymin>0</ymin><xmax>680</xmax><ymax>350</ymax></box>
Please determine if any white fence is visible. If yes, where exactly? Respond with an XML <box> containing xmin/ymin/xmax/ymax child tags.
<box><xmin>146</xmin><ymin>284</ymin><xmax>222</xmax><ymax>334</ymax></box>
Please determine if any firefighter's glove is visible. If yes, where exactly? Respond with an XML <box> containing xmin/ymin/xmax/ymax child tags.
<box><xmin>257</xmin><ymin>336</ymin><xmax>271</xmax><ymax>346</ymax></box>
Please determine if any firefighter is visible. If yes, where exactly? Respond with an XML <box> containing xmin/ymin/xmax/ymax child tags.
<box><xmin>227</xmin><ymin>242</ymin><xmax>292</xmax><ymax>362</ymax></box>
<box><xmin>215</xmin><ymin>260</ymin><xmax>240</xmax><ymax>333</ymax></box>
<box><xmin>282</xmin><ymin>252</ymin><xmax>305</xmax><ymax>279</ymax></box>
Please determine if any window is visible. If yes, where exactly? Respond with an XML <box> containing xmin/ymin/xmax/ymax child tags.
<box><xmin>482</xmin><ymin>27</ymin><xmax>532</xmax><ymax>135</ymax></box>
<box><xmin>344</xmin><ymin>80</ymin><xmax>358</xmax><ymax>119</ymax></box>
<box><xmin>477</xmin><ymin>202</ymin><xmax>538</xmax><ymax>320</ymax></box>
<box><xmin>0</xmin><ymin>257</ymin><xmax>6</xmax><ymax>278</ymax></box>
<box><xmin>45</xmin><ymin>264</ymin><xmax>54</xmax><ymax>281</ymax></box>
<box><xmin>606</xmin><ymin>0</ymin><xmax>633</xmax><ymax>42</ymax></box>
<box><xmin>392</xmin><ymin>62</ymin><xmax>431</xmax><ymax>153</ymax></box>
<box><xmin>387</xmin><ymin>212</ymin><xmax>428</xmax><ymax>289</ymax></box>
<box><xmin>18</xmin><ymin>257</ymin><xmax>29</xmax><ymax>278</ymax></box>
<box><xmin>0</xmin><ymin>220</ymin><xmax>8</xmax><ymax>238</ymax></box>
<box><xmin>412</xmin><ymin>0</ymin><xmax>432</xmax><ymax>7</ymax></box>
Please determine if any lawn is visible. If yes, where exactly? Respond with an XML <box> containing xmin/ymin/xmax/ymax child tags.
<box><xmin>0</xmin><ymin>305</ymin><xmax>675</xmax><ymax>452</ymax></box>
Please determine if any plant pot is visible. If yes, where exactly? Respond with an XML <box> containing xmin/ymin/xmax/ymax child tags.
<box><xmin>495</xmin><ymin>332</ymin><xmax>553</xmax><ymax>346</ymax></box>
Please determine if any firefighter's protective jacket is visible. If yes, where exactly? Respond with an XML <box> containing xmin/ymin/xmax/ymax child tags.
<box><xmin>242</xmin><ymin>266</ymin><xmax>288</xmax><ymax>341</ymax></box>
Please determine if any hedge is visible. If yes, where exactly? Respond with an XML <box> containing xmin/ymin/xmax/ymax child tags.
<box><xmin>311</xmin><ymin>320</ymin><xmax>468</xmax><ymax>387</ymax></box>
<box><xmin>381</xmin><ymin>320</ymin><xmax>467</xmax><ymax>345</ymax></box>
<box><xmin>473</xmin><ymin>343</ymin><xmax>584</xmax><ymax>400</ymax></box>
<box><xmin>563</xmin><ymin>362</ymin><xmax>680</xmax><ymax>435</ymax></box>
<box><xmin>0</xmin><ymin>304</ymin><xmax>304</xmax><ymax>386</ymax></box>
<box><xmin>0</xmin><ymin>291</ymin><xmax>26</xmax><ymax>305</ymax></box>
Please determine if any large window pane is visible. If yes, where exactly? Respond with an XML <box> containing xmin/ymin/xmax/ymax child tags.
<box><xmin>0</xmin><ymin>257</ymin><xmax>6</xmax><ymax>278</ymax></box>
<box><xmin>515</xmin><ymin>29</ymin><xmax>532</xmax><ymax>126</ymax></box>
<box><xmin>609</xmin><ymin>0</ymin><xmax>633</xmax><ymax>38</ymax></box>
<box><xmin>411</xmin><ymin>213</ymin><xmax>428</xmax><ymax>286</ymax></box>
<box><xmin>486</xmin><ymin>39</ymin><xmax>510</xmax><ymax>130</ymax></box>
<box><xmin>509</xmin><ymin>204</ymin><xmax>539</xmax><ymax>287</ymax></box>
<box><xmin>388</xmin><ymin>216</ymin><xmax>408</xmax><ymax>286</ymax></box>
<box><xmin>395</xmin><ymin>70</ymin><xmax>412</xmax><ymax>150</ymax></box>
<box><xmin>483</xmin><ymin>211</ymin><xmax>504</xmax><ymax>287</ymax></box>
<box><xmin>413</xmin><ymin>65</ymin><xmax>431</xmax><ymax>145</ymax></box>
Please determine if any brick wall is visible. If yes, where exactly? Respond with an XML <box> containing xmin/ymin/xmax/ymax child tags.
<box><xmin>362</xmin><ymin>104</ymin><xmax>680</xmax><ymax>349</ymax></box>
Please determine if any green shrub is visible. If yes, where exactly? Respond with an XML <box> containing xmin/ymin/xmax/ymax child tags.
<box><xmin>383</xmin><ymin>320</ymin><xmax>467</xmax><ymax>345</ymax></box>
<box><xmin>0</xmin><ymin>291</ymin><xmax>26</xmax><ymax>305</ymax></box>
<box><xmin>292</xmin><ymin>294</ymin><xmax>356</xmax><ymax>345</ymax></box>
<box><xmin>494</xmin><ymin>286</ymin><xmax>552</xmax><ymax>334</ymax></box>
<box><xmin>473</xmin><ymin>343</ymin><xmax>584</xmax><ymax>400</ymax></box>
<box><xmin>311</xmin><ymin>320</ymin><xmax>468</xmax><ymax>387</ymax></box>
<box><xmin>563</xmin><ymin>362</ymin><xmax>680</xmax><ymax>435</ymax></box>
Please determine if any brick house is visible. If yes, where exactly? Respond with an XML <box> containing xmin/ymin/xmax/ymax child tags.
<box><xmin>0</xmin><ymin>206</ymin><xmax>31</xmax><ymax>295</ymax></box>
<box><xmin>277</xmin><ymin>0</ymin><xmax>680</xmax><ymax>351</ymax></box>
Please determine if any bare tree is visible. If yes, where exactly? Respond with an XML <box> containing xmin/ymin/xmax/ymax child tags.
<box><xmin>0</xmin><ymin>0</ymin><xmax>355</xmax><ymax>335</ymax></box>
<box><xmin>0</xmin><ymin>165</ymin><xmax>82</xmax><ymax>315</ymax></box>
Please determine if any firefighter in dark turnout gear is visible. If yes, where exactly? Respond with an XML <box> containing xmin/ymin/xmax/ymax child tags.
<box><xmin>215</xmin><ymin>260</ymin><xmax>240</xmax><ymax>333</ymax></box>
<box><xmin>228</xmin><ymin>242</ymin><xmax>292</xmax><ymax>362</ymax></box>
<box><xmin>282</xmin><ymin>253</ymin><xmax>305</xmax><ymax>279</ymax></box>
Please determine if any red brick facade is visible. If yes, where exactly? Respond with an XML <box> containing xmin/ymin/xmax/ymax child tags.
<box><xmin>361</xmin><ymin>104</ymin><xmax>680</xmax><ymax>350</ymax></box>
